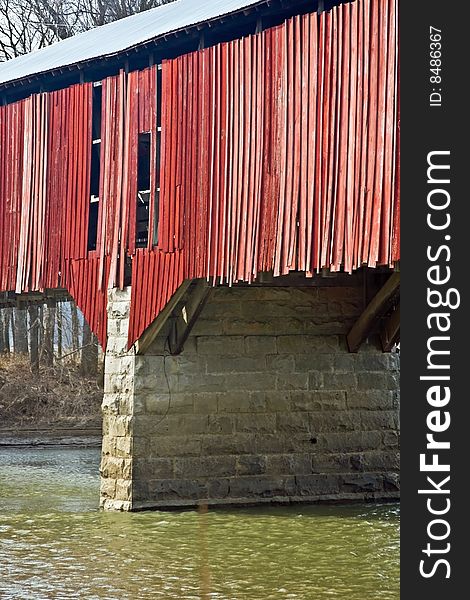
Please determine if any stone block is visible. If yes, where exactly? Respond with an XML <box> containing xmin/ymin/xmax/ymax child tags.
<box><xmin>149</xmin><ymin>478</ymin><xmax>209</xmax><ymax>501</ymax></box>
<box><xmin>307</xmin><ymin>371</ymin><xmax>324</xmax><ymax>390</ymax></box>
<box><xmin>217</xmin><ymin>393</ymin><xmax>267</xmax><ymax>413</ymax></box>
<box><xmin>100</xmin><ymin>477</ymin><xmax>116</xmax><ymax>499</ymax></box>
<box><xmin>115</xmin><ymin>479</ymin><xmax>132</xmax><ymax>502</ymax></box>
<box><xmin>237</xmin><ymin>455</ymin><xmax>267</xmax><ymax>475</ymax></box>
<box><xmin>265</xmin><ymin>454</ymin><xmax>312</xmax><ymax>475</ymax></box>
<box><xmin>145</xmin><ymin>393</ymin><xmax>193</xmax><ymax>416</ymax></box>
<box><xmin>106</xmin><ymin>335</ymin><xmax>129</xmax><ymax>356</ymax></box>
<box><xmin>340</xmin><ymin>473</ymin><xmax>383</xmax><ymax>493</ymax></box>
<box><xmin>171</xmin><ymin>373</ymin><xmax>225</xmax><ymax>394</ymax></box>
<box><xmin>245</xmin><ymin>336</ymin><xmax>277</xmax><ymax>355</ymax></box>
<box><xmin>202</xmin><ymin>434</ymin><xmax>256</xmax><ymax>456</ymax></box>
<box><xmin>223</xmin><ymin>373</ymin><xmax>275</xmax><ymax>391</ymax></box>
<box><xmin>134</xmin><ymin>458</ymin><xmax>174</xmax><ymax>479</ymax></box>
<box><xmin>101</xmin><ymin>435</ymin><xmax>116</xmax><ymax>456</ymax></box>
<box><xmin>319</xmin><ymin>431</ymin><xmax>383</xmax><ymax>453</ymax></box>
<box><xmin>224</xmin><ymin>318</ymin><xmax>277</xmax><ymax>336</ymax></box>
<box><xmin>346</xmin><ymin>390</ymin><xmax>395</xmax><ymax>410</ymax></box>
<box><xmin>277</xmin><ymin>335</ymin><xmax>340</xmax><ymax>354</ymax></box>
<box><xmin>255</xmin><ymin>434</ymin><xmax>290</xmax><ymax>454</ymax></box>
<box><xmin>235</xmin><ymin>414</ymin><xmax>276</xmax><ymax>433</ymax></box>
<box><xmin>360</xmin><ymin>410</ymin><xmax>398</xmax><ymax>431</ymax></box>
<box><xmin>197</xmin><ymin>336</ymin><xmax>244</xmax><ymax>356</ymax></box>
<box><xmin>193</xmin><ymin>394</ymin><xmax>218</xmax><ymax>414</ymax></box>
<box><xmin>383</xmin><ymin>472</ymin><xmax>400</xmax><ymax>492</ymax></box>
<box><xmin>107</xmin><ymin>415</ymin><xmax>132</xmax><ymax>438</ymax></box>
<box><xmin>102</xmin><ymin>394</ymin><xmax>120</xmax><ymax>416</ymax></box>
<box><xmin>174</xmin><ymin>456</ymin><xmax>236</xmax><ymax>478</ymax></box>
<box><xmin>165</xmin><ymin>355</ymin><xmax>207</xmax><ymax>377</ymax></box>
<box><xmin>276</xmin><ymin>413</ymin><xmax>311</xmax><ymax>434</ymax></box>
<box><xmin>115</xmin><ymin>435</ymin><xmax>132</xmax><ymax>458</ymax></box>
<box><xmin>100</xmin><ymin>456</ymin><xmax>131</xmax><ymax>480</ymax></box>
<box><xmin>321</xmin><ymin>372</ymin><xmax>357</xmax><ymax>391</ymax></box>
<box><xmin>311</xmin><ymin>453</ymin><xmax>352</xmax><ymax>473</ymax></box>
<box><xmin>383</xmin><ymin>431</ymin><xmax>400</xmax><ymax>448</ymax></box>
<box><xmin>206</xmin><ymin>355</ymin><xmax>266</xmax><ymax>374</ymax></box>
<box><xmin>208</xmin><ymin>415</ymin><xmax>234</xmax><ymax>434</ymax></box>
<box><xmin>109</xmin><ymin>301</ymin><xmax>130</xmax><ymax>319</ymax></box>
<box><xmin>359</xmin><ymin>451</ymin><xmax>400</xmax><ymax>471</ymax></box>
<box><xmin>132</xmin><ymin>436</ymin><xmax>149</xmax><ymax>456</ymax></box>
<box><xmin>356</xmin><ymin>372</ymin><xmax>399</xmax><ymax>391</ymax></box>
<box><xmin>156</xmin><ymin>414</ymin><xmax>209</xmax><ymax>436</ymax></box>
<box><xmin>208</xmin><ymin>478</ymin><xmax>230</xmax><ymax>498</ymax></box>
<box><xmin>276</xmin><ymin>373</ymin><xmax>309</xmax><ymax>391</ymax></box>
<box><xmin>294</xmin><ymin>354</ymin><xmax>335</xmax><ymax>373</ymax></box>
<box><xmin>150</xmin><ymin>436</ymin><xmax>202</xmax><ymax>457</ymax></box>
<box><xmin>228</xmin><ymin>476</ymin><xmax>296</xmax><ymax>499</ymax></box>
<box><xmin>309</xmin><ymin>411</ymin><xmax>357</xmax><ymax>433</ymax></box>
<box><xmin>295</xmin><ymin>474</ymin><xmax>341</xmax><ymax>496</ymax></box>
<box><xmin>263</xmin><ymin>392</ymin><xmax>291</xmax><ymax>412</ymax></box>
<box><xmin>357</xmin><ymin>352</ymin><xmax>400</xmax><ymax>372</ymax></box>
<box><xmin>191</xmin><ymin>318</ymin><xmax>224</xmax><ymax>336</ymax></box>
<box><xmin>290</xmin><ymin>391</ymin><xmax>347</xmax><ymax>411</ymax></box>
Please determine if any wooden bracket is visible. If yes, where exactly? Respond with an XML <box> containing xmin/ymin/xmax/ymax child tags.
<box><xmin>347</xmin><ymin>272</ymin><xmax>400</xmax><ymax>352</ymax></box>
<box><xmin>380</xmin><ymin>303</ymin><xmax>400</xmax><ymax>352</ymax></box>
<box><xmin>135</xmin><ymin>279</ymin><xmax>192</xmax><ymax>355</ymax></box>
<box><xmin>168</xmin><ymin>280</ymin><xmax>212</xmax><ymax>355</ymax></box>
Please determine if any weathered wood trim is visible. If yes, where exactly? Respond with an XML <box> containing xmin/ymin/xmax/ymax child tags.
<box><xmin>168</xmin><ymin>280</ymin><xmax>212</xmax><ymax>355</ymax></box>
<box><xmin>135</xmin><ymin>279</ymin><xmax>192</xmax><ymax>355</ymax></box>
<box><xmin>347</xmin><ymin>272</ymin><xmax>400</xmax><ymax>352</ymax></box>
<box><xmin>381</xmin><ymin>303</ymin><xmax>400</xmax><ymax>352</ymax></box>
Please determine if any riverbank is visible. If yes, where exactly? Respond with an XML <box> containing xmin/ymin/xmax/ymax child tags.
<box><xmin>0</xmin><ymin>427</ymin><xmax>101</xmax><ymax>447</ymax></box>
<box><xmin>0</xmin><ymin>355</ymin><xmax>103</xmax><ymax>446</ymax></box>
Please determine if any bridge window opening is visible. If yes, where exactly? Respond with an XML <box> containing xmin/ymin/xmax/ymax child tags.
<box><xmin>153</xmin><ymin>65</ymin><xmax>162</xmax><ymax>246</ymax></box>
<box><xmin>136</xmin><ymin>132</ymin><xmax>151</xmax><ymax>248</ymax></box>
<box><xmin>91</xmin><ymin>82</ymin><xmax>102</xmax><ymax>140</ymax></box>
<box><xmin>88</xmin><ymin>83</ymin><xmax>102</xmax><ymax>252</ymax></box>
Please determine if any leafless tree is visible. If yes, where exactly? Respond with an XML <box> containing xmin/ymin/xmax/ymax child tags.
<box><xmin>1</xmin><ymin>0</ymin><xmax>176</xmax><ymax>61</ymax></box>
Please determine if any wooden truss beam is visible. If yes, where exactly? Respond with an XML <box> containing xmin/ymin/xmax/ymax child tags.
<box><xmin>135</xmin><ymin>279</ymin><xmax>192</xmax><ymax>355</ymax></box>
<box><xmin>168</xmin><ymin>280</ymin><xmax>212</xmax><ymax>355</ymax></box>
<box><xmin>381</xmin><ymin>303</ymin><xmax>400</xmax><ymax>352</ymax></box>
<box><xmin>347</xmin><ymin>272</ymin><xmax>400</xmax><ymax>352</ymax></box>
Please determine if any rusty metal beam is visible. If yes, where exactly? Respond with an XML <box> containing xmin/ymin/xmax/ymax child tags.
<box><xmin>381</xmin><ymin>302</ymin><xmax>400</xmax><ymax>352</ymax></box>
<box><xmin>168</xmin><ymin>280</ymin><xmax>212</xmax><ymax>355</ymax></box>
<box><xmin>347</xmin><ymin>272</ymin><xmax>400</xmax><ymax>352</ymax></box>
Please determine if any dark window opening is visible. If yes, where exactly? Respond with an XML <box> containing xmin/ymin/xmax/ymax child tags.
<box><xmin>88</xmin><ymin>83</ymin><xmax>102</xmax><ymax>252</ymax></box>
<box><xmin>153</xmin><ymin>66</ymin><xmax>162</xmax><ymax>247</ymax></box>
<box><xmin>90</xmin><ymin>143</ymin><xmax>101</xmax><ymax>198</ymax></box>
<box><xmin>156</xmin><ymin>67</ymin><xmax>162</xmax><ymax>129</ymax></box>
<box><xmin>87</xmin><ymin>201</ymin><xmax>99</xmax><ymax>251</ymax></box>
<box><xmin>92</xmin><ymin>83</ymin><xmax>102</xmax><ymax>141</ymax></box>
<box><xmin>136</xmin><ymin>132</ymin><xmax>151</xmax><ymax>248</ymax></box>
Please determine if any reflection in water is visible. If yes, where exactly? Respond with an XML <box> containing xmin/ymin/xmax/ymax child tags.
<box><xmin>0</xmin><ymin>447</ymin><xmax>399</xmax><ymax>599</ymax></box>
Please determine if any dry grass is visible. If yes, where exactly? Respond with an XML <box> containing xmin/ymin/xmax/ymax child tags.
<box><xmin>0</xmin><ymin>354</ymin><xmax>103</xmax><ymax>429</ymax></box>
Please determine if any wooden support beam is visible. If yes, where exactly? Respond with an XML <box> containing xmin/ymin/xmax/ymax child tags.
<box><xmin>168</xmin><ymin>280</ymin><xmax>212</xmax><ymax>355</ymax></box>
<box><xmin>347</xmin><ymin>273</ymin><xmax>400</xmax><ymax>352</ymax></box>
<box><xmin>135</xmin><ymin>280</ymin><xmax>192</xmax><ymax>355</ymax></box>
<box><xmin>381</xmin><ymin>303</ymin><xmax>400</xmax><ymax>352</ymax></box>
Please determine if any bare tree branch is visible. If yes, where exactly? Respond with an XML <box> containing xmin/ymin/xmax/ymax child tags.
<box><xmin>0</xmin><ymin>0</ymin><xmax>175</xmax><ymax>62</ymax></box>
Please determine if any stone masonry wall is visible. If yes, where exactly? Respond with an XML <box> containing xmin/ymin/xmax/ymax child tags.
<box><xmin>100</xmin><ymin>281</ymin><xmax>400</xmax><ymax>511</ymax></box>
<box><xmin>100</xmin><ymin>287</ymin><xmax>135</xmax><ymax>511</ymax></box>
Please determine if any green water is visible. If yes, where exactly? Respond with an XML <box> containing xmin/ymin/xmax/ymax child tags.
<box><xmin>0</xmin><ymin>447</ymin><xmax>399</xmax><ymax>599</ymax></box>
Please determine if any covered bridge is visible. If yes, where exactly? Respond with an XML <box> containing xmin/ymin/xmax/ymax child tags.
<box><xmin>0</xmin><ymin>0</ymin><xmax>400</xmax><ymax>510</ymax></box>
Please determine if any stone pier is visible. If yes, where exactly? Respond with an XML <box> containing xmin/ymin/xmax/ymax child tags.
<box><xmin>100</xmin><ymin>279</ymin><xmax>400</xmax><ymax>511</ymax></box>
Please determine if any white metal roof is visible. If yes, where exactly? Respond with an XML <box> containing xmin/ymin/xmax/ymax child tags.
<box><xmin>0</xmin><ymin>0</ymin><xmax>265</xmax><ymax>87</ymax></box>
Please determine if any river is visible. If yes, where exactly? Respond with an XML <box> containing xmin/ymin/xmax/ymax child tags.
<box><xmin>0</xmin><ymin>447</ymin><xmax>399</xmax><ymax>599</ymax></box>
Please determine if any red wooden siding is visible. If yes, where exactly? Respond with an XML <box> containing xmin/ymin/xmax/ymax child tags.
<box><xmin>0</xmin><ymin>0</ymin><xmax>399</xmax><ymax>350</ymax></box>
